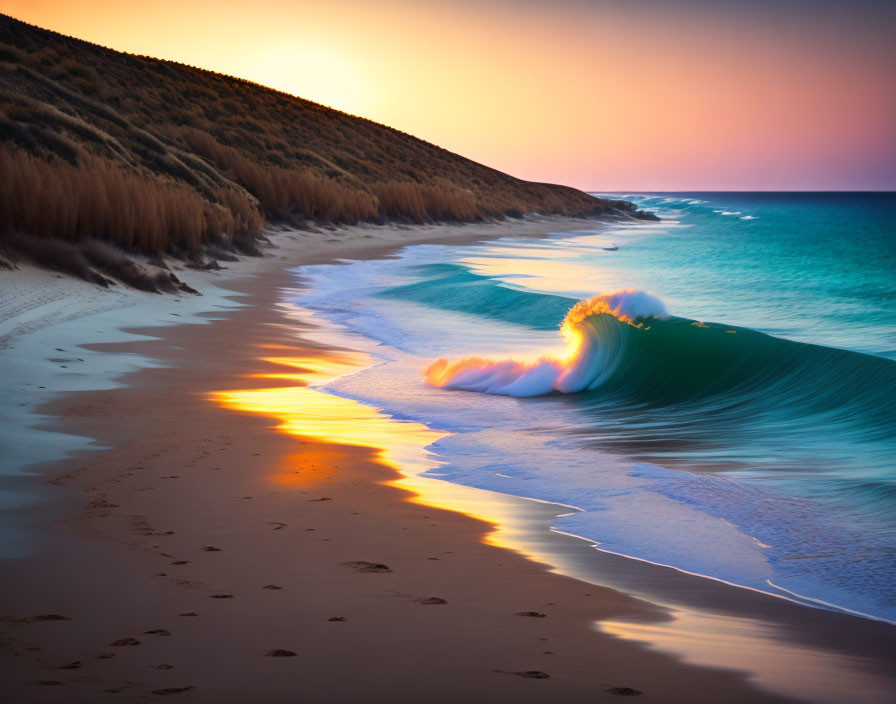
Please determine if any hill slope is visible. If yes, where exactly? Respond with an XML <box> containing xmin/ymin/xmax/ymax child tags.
<box><xmin>0</xmin><ymin>13</ymin><xmax>651</xmax><ymax>287</ymax></box>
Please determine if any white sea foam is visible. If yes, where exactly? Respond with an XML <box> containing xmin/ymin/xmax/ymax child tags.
<box><xmin>424</xmin><ymin>289</ymin><xmax>667</xmax><ymax>397</ymax></box>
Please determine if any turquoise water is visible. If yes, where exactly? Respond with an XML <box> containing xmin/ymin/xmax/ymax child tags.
<box><xmin>291</xmin><ymin>193</ymin><xmax>896</xmax><ymax>622</ymax></box>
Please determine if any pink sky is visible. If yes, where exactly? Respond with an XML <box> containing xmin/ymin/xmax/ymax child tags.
<box><xmin>2</xmin><ymin>0</ymin><xmax>894</xmax><ymax>190</ymax></box>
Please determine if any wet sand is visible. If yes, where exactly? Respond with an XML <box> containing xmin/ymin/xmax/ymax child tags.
<box><xmin>1</xmin><ymin>219</ymin><xmax>894</xmax><ymax>703</ymax></box>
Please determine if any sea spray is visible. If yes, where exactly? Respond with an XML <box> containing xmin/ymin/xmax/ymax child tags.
<box><xmin>425</xmin><ymin>289</ymin><xmax>667</xmax><ymax>396</ymax></box>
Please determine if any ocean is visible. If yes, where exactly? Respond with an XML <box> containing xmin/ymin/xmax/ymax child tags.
<box><xmin>287</xmin><ymin>192</ymin><xmax>896</xmax><ymax>623</ymax></box>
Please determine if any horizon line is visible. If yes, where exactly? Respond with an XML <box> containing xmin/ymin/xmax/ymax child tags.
<box><xmin>589</xmin><ymin>189</ymin><xmax>896</xmax><ymax>194</ymax></box>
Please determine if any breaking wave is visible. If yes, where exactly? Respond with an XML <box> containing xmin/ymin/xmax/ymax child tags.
<box><xmin>425</xmin><ymin>290</ymin><xmax>896</xmax><ymax>439</ymax></box>
<box><xmin>425</xmin><ymin>289</ymin><xmax>666</xmax><ymax>396</ymax></box>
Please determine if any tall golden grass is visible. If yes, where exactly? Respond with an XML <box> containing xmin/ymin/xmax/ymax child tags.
<box><xmin>181</xmin><ymin>130</ymin><xmax>489</xmax><ymax>224</ymax></box>
<box><xmin>179</xmin><ymin>128</ymin><xmax>377</xmax><ymax>223</ymax></box>
<box><xmin>0</xmin><ymin>147</ymin><xmax>263</xmax><ymax>254</ymax></box>
<box><xmin>374</xmin><ymin>181</ymin><xmax>480</xmax><ymax>222</ymax></box>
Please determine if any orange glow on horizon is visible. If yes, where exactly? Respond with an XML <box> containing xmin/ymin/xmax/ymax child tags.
<box><xmin>6</xmin><ymin>0</ymin><xmax>892</xmax><ymax>190</ymax></box>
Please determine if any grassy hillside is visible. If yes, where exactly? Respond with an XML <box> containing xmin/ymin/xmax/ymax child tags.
<box><xmin>0</xmin><ymin>13</ymin><xmax>652</xmax><ymax>288</ymax></box>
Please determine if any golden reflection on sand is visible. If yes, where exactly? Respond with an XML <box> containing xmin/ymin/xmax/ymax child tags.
<box><xmin>210</xmin><ymin>346</ymin><xmax>521</xmax><ymax>547</ymax></box>
<box><xmin>598</xmin><ymin>610</ymin><xmax>888</xmax><ymax>704</ymax></box>
<box><xmin>212</xmin><ymin>351</ymin><xmax>443</xmax><ymax>481</ymax></box>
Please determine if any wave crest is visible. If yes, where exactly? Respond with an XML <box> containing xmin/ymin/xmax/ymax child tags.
<box><xmin>563</xmin><ymin>289</ymin><xmax>667</xmax><ymax>326</ymax></box>
<box><xmin>424</xmin><ymin>289</ymin><xmax>666</xmax><ymax>397</ymax></box>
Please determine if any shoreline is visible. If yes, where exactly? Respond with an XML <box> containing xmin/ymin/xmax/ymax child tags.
<box><xmin>1</xmin><ymin>217</ymin><xmax>894</xmax><ymax>703</ymax></box>
<box><xmin>0</xmin><ymin>215</ymin><xmax>606</xmax><ymax>562</ymax></box>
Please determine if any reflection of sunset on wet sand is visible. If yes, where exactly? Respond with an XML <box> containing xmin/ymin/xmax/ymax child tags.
<box><xmin>209</xmin><ymin>336</ymin><xmax>566</xmax><ymax>554</ymax></box>
<box><xmin>212</xmin><ymin>349</ymin><xmax>446</xmax><ymax>481</ymax></box>
<box><xmin>598</xmin><ymin>608</ymin><xmax>894</xmax><ymax>704</ymax></box>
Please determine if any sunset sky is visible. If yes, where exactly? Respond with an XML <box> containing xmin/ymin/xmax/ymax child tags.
<box><xmin>2</xmin><ymin>0</ymin><xmax>894</xmax><ymax>191</ymax></box>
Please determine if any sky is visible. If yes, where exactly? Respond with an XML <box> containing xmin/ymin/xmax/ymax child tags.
<box><xmin>2</xmin><ymin>0</ymin><xmax>894</xmax><ymax>191</ymax></box>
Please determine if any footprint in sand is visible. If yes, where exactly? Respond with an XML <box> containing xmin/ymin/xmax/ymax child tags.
<box><xmin>606</xmin><ymin>686</ymin><xmax>644</xmax><ymax>696</ymax></box>
<box><xmin>493</xmin><ymin>670</ymin><xmax>550</xmax><ymax>679</ymax></box>
<box><xmin>152</xmin><ymin>686</ymin><xmax>195</xmax><ymax>695</ymax></box>
<box><xmin>110</xmin><ymin>638</ymin><xmax>141</xmax><ymax>646</ymax></box>
<box><xmin>24</xmin><ymin>614</ymin><xmax>70</xmax><ymax>622</ymax></box>
<box><xmin>343</xmin><ymin>561</ymin><xmax>392</xmax><ymax>573</ymax></box>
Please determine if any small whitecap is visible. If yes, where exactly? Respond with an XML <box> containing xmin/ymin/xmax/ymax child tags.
<box><xmin>740</xmin><ymin>215</ymin><xmax>757</xmax><ymax>220</ymax></box>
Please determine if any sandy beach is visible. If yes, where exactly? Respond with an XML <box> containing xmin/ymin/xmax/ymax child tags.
<box><xmin>2</xmin><ymin>218</ymin><xmax>894</xmax><ymax>704</ymax></box>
